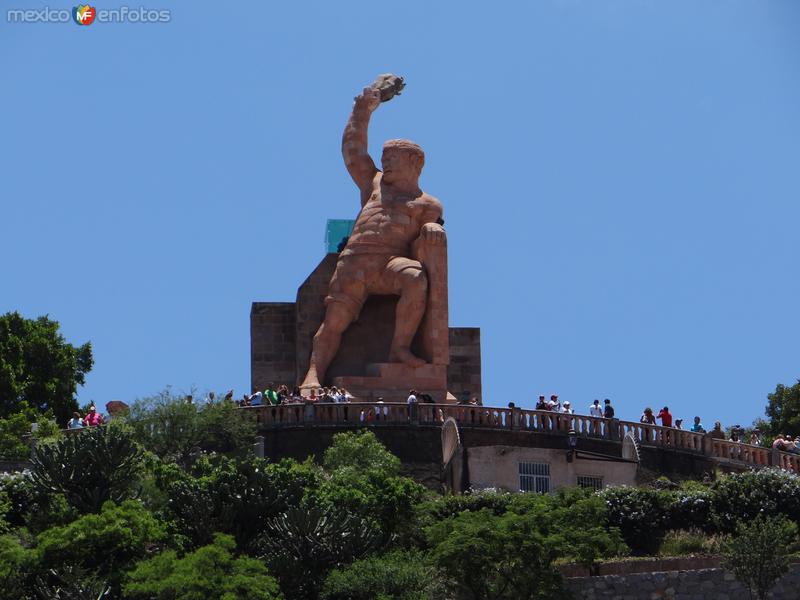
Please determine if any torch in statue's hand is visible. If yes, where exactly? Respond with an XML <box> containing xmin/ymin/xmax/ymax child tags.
<box><xmin>355</xmin><ymin>74</ymin><xmax>405</xmax><ymax>113</ymax></box>
<box><xmin>370</xmin><ymin>73</ymin><xmax>405</xmax><ymax>102</ymax></box>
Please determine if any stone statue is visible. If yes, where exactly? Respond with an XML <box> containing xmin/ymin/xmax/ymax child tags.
<box><xmin>300</xmin><ymin>76</ymin><xmax>447</xmax><ymax>392</ymax></box>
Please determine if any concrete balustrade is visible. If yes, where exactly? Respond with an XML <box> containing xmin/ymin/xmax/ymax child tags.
<box><xmin>241</xmin><ymin>402</ymin><xmax>800</xmax><ymax>475</ymax></box>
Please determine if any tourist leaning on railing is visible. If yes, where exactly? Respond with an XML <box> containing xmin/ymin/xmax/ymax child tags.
<box><xmin>83</xmin><ymin>405</ymin><xmax>104</xmax><ymax>427</ymax></box>
<box><xmin>67</xmin><ymin>412</ymin><xmax>83</xmax><ymax>430</ymax></box>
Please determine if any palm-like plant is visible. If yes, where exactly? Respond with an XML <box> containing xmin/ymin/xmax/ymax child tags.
<box><xmin>29</xmin><ymin>424</ymin><xmax>144</xmax><ymax>513</ymax></box>
<box><xmin>258</xmin><ymin>506</ymin><xmax>383</xmax><ymax>600</ymax></box>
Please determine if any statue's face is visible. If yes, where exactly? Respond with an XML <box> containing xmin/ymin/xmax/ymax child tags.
<box><xmin>381</xmin><ymin>148</ymin><xmax>418</xmax><ymax>185</ymax></box>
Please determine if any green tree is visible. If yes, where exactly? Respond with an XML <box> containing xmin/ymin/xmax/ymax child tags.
<box><xmin>321</xmin><ymin>550</ymin><xmax>447</xmax><ymax>600</ymax></box>
<box><xmin>0</xmin><ymin>470</ymin><xmax>76</xmax><ymax>535</ymax></box>
<box><xmin>160</xmin><ymin>455</ymin><xmax>317</xmax><ymax>551</ymax></box>
<box><xmin>0</xmin><ymin>534</ymin><xmax>35</xmax><ymax>600</ymax></box>
<box><xmin>507</xmin><ymin>488</ymin><xmax>628</xmax><ymax>571</ymax></box>
<box><xmin>427</xmin><ymin>508</ymin><xmax>566</xmax><ymax>600</ymax></box>
<box><xmin>35</xmin><ymin>500</ymin><xmax>166</xmax><ymax>588</ymax></box>
<box><xmin>123</xmin><ymin>533</ymin><xmax>282</xmax><ymax>600</ymax></box>
<box><xmin>316</xmin><ymin>430</ymin><xmax>428</xmax><ymax>543</ymax></box>
<box><xmin>323</xmin><ymin>429</ymin><xmax>401</xmax><ymax>474</ymax></box>
<box><xmin>0</xmin><ymin>312</ymin><xmax>93</xmax><ymax>424</ymax></box>
<box><xmin>0</xmin><ymin>401</ymin><xmax>61</xmax><ymax>460</ymax></box>
<box><xmin>30</xmin><ymin>422</ymin><xmax>145</xmax><ymax>513</ymax></box>
<box><xmin>764</xmin><ymin>380</ymin><xmax>800</xmax><ymax>438</ymax></box>
<box><xmin>127</xmin><ymin>388</ymin><xmax>256</xmax><ymax>465</ymax></box>
<box><xmin>721</xmin><ymin>514</ymin><xmax>797</xmax><ymax>600</ymax></box>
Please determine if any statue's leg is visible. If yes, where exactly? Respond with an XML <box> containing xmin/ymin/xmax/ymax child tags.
<box><xmin>386</xmin><ymin>259</ymin><xmax>428</xmax><ymax>367</ymax></box>
<box><xmin>300</xmin><ymin>302</ymin><xmax>356</xmax><ymax>391</ymax></box>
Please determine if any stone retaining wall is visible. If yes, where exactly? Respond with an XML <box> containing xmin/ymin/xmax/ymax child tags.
<box><xmin>0</xmin><ymin>459</ymin><xmax>30</xmax><ymax>473</ymax></box>
<box><xmin>566</xmin><ymin>563</ymin><xmax>800</xmax><ymax>599</ymax></box>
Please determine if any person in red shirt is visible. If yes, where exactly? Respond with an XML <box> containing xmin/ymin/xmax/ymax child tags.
<box><xmin>657</xmin><ymin>406</ymin><xmax>673</xmax><ymax>428</ymax></box>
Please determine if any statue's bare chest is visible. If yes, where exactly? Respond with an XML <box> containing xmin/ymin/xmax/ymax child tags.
<box><xmin>356</xmin><ymin>194</ymin><xmax>423</xmax><ymax>231</ymax></box>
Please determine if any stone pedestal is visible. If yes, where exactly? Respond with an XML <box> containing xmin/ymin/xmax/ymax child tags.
<box><xmin>332</xmin><ymin>363</ymin><xmax>449</xmax><ymax>402</ymax></box>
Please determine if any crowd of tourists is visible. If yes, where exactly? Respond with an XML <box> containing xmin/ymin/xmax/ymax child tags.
<box><xmin>236</xmin><ymin>383</ymin><xmax>356</xmax><ymax>406</ymax></box>
<box><xmin>62</xmin><ymin>385</ymin><xmax>785</xmax><ymax>452</ymax></box>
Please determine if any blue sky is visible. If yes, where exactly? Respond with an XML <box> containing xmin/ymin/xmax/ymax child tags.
<box><xmin>1</xmin><ymin>0</ymin><xmax>798</xmax><ymax>428</ymax></box>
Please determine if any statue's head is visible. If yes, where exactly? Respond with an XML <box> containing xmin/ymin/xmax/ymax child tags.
<box><xmin>381</xmin><ymin>139</ymin><xmax>424</xmax><ymax>186</ymax></box>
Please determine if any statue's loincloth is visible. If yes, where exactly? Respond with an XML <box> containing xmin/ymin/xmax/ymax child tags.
<box><xmin>326</xmin><ymin>252</ymin><xmax>422</xmax><ymax>320</ymax></box>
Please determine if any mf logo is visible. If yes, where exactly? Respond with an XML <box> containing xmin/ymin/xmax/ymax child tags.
<box><xmin>73</xmin><ymin>5</ymin><xmax>96</xmax><ymax>25</ymax></box>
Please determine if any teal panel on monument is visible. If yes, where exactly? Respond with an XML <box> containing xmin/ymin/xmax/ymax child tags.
<box><xmin>325</xmin><ymin>219</ymin><xmax>355</xmax><ymax>253</ymax></box>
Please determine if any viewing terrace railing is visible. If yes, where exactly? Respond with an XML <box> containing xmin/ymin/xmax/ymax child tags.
<box><xmin>242</xmin><ymin>402</ymin><xmax>799</xmax><ymax>474</ymax></box>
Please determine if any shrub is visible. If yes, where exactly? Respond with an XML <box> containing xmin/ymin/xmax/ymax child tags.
<box><xmin>722</xmin><ymin>514</ymin><xmax>798</xmax><ymax>600</ymax></box>
<box><xmin>321</xmin><ymin>550</ymin><xmax>446</xmax><ymax>600</ymax></box>
<box><xmin>123</xmin><ymin>533</ymin><xmax>282</xmax><ymax>600</ymax></box>
<box><xmin>426</xmin><ymin>508</ymin><xmax>566</xmax><ymax>600</ymax></box>
<box><xmin>668</xmin><ymin>489</ymin><xmax>713</xmax><ymax>532</ymax></box>
<box><xmin>416</xmin><ymin>488</ymin><xmax>514</xmax><ymax>523</ymax></box>
<box><xmin>658</xmin><ymin>529</ymin><xmax>725</xmax><ymax>557</ymax></box>
<box><xmin>36</xmin><ymin>500</ymin><xmax>166</xmax><ymax>588</ymax></box>
<box><xmin>710</xmin><ymin>469</ymin><xmax>800</xmax><ymax>533</ymax></box>
<box><xmin>30</xmin><ymin>422</ymin><xmax>145</xmax><ymax>513</ymax></box>
<box><xmin>599</xmin><ymin>487</ymin><xmax>671</xmax><ymax>555</ymax></box>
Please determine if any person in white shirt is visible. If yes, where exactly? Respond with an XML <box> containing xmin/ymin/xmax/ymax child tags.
<box><xmin>407</xmin><ymin>389</ymin><xmax>418</xmax><ymax>404</ymax></box>
<box><xmin>561</xmin><ymin>401</ymin><xmax>574</xmax><ymax>414</ymax></box>
<box><xmin>589</xmin><ymin>399</ymin><xmax>603</xmax><ymax>418</ymax></box>
<box><xmin>376</xmin><ymin>398</ymin><xmax>389</xmax><ymax>420</ymax></box>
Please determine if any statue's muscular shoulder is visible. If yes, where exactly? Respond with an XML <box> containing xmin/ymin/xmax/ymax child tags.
<box><xmin>412</xmin><ymin>193</ymin><xmax>443</xmax><ymax>225</ymax></box>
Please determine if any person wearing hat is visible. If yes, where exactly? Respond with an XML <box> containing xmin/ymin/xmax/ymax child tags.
<box><xmin>82</xmin><ymin>405</ymin><xmax>104</xmax><ymax>427</ymax></box>
<box><xmin>560</xmin><ymin>400</ymin><xmax>574</xmax><ymax>415</ymax></box>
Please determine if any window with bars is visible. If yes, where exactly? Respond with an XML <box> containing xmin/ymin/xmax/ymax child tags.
<box><xmin>577</xmin><ymin>475</ymin><xmax>603</xmax><ymax>491</ymax></box>
<box><xmin>519</xmin><ymin>462</ymin><xmax>550</xmax><ymax>493</ymax></box>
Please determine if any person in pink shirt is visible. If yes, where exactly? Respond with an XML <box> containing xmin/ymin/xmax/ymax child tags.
<box><xmin>83</xmin><ymin>405</ymin><xmax>104</xmax><ymax>427</ymax></box>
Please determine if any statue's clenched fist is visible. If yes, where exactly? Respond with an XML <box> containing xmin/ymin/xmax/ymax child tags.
<box><xmin>354</xmin><ymin>86</ymin><xmax>381</xmax><ymax>113</ymax></box>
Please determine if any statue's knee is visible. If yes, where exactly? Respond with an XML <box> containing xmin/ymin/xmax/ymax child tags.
<box><xmin>399</xmin><ymin>266</ymin><xmax>427</xmax><ymax>294</ymax></box>
<box><xmin>320</xmin><ymin>303</ymin><xmax>355</xmax><ymax>335</ymax></box>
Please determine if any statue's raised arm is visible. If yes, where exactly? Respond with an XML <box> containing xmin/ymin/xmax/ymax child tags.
<box><xmin>341</xmin><ymin>86</ymin><xmax>380</xmax><ymax>196</ymax></box>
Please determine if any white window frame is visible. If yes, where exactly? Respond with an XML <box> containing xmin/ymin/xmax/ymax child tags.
<box><xmin>519</xmin><ymin>461</ymin><xmax>550</xmax><ymax>493</ymax></box>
